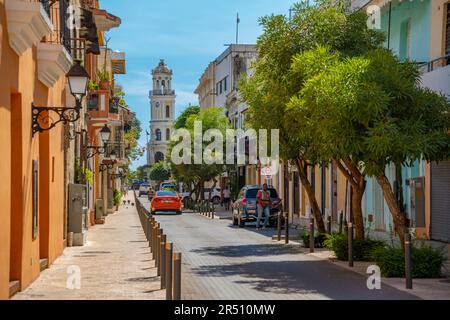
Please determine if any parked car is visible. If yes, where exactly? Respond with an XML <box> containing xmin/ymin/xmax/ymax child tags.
<box><xmin>232</xmin><ymin>185</ymin><xmax>283</xmax><ymax>227</ymax></box>
<box><xmin>138</xmin><ymin>183</ymin><xmax>151</xmax><ymax>197</ymax></box>
<box><xmin>180</xmin><ymin>187</ymin><xmax>222</xmax><ymax>205</ymax></box>
<box><xmin>151</xmin><ymin>190</ymin><xmax>182</xmax><ymax>215</ymax></box>
<box><xmin>160</xmin><ymin>182</ymin><xmax>177</xmax><ymax>191</ymax></box>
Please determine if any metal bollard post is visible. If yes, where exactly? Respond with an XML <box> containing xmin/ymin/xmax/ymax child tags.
<box><xmin>277</xmin><ymin>212</ymin><xmax>282</xmax><ymax>241</ymax></box>
<box><xmin>309</xmin><ymin>217</ymin><xmax>315</xmax><ymax>253</ymax></box>
<box><xmin>327</xmin><ymin>215</ymin><xmax>332</xmax><ymax>234</ymax></box>
<box><xmin>405</xmin><ymin>230</ymin><xmax>413</xmax><ymax>289</ymax></box>
<box><xmin>212</xmin><ymin>203</ymin><xmax>215</xmax><ymax>219</ymax></box>
<box><xmin>152</xmin><ymin>222</ymin><xmax>157</xmax><ymax>257</ymax></box>
<box><xmin>285</xmin><ymin>211</ymin><xmax>289</xmax><ymax>244</ymax></box>
<box><xmin>339</xmin><ymin>211</ymin><xmax>344</xmax><ymax>234</ymax></box>
<box><xmin>160</xmin><ymin>234</ymin><xmax>167</xmax><ymax>289</ymax></box>
<box><xmin>165</xmin><ymin>243</ymin><xmax>173</xmax><ymax>300</ymax></box>
<box><xmin>173</xmin><ymin>252</ymin><xmax>182</xmax><ymax>300</ymax></box>
<box><xmin>348</xmin><ymin>222</ymin><xmax>354</xmax><ymax>267</ymax></box>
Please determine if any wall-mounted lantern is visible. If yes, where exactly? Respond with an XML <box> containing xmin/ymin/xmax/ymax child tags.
<box><xmin>32</xmin><ymin>60</ymin><xmax>89</xmax><ymax>136</ymax></box>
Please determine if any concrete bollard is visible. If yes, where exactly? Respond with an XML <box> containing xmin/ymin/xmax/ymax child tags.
<box><xmin>160</xmin><ymin>234</ymin><xmax>167</xmax><ymax>289</ymax></box>
<box><xmin>173</xmin><ymin>252</ymin><xmax>182</xmax><ymax>300</ymax></box>
<box><xmin>309</xmin><ymin>217</ymin><xmax>315</xmax><ymax>253</ymax></box>
<box><xmin>165</xmin><ymin>243</ymin><xmax>173</xmax><ymax>300</ymax></box>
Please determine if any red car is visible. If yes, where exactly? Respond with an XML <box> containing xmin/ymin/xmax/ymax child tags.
<box><xmin>151</xmin><ymin>190</ymin><xmax>182</xmax><ymax>215</ymax></box>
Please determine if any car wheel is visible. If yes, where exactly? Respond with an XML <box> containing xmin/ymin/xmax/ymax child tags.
<box><xmin>237</xmin><ymin>210</ymin><xmax>245</xmax><ymax>228</ymax></box>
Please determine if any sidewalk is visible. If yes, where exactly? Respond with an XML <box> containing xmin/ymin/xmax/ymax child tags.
<box><xmin>13</xmin><ymin>192</ymin><xmax>164</xmax><ymax>300</ymax></box>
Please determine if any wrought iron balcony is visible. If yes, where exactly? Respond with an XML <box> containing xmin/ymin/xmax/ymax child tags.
<box><xmin>43</xmin><ymin>0</ymin><xmax>71</xmax><ymax>54</ymax></box>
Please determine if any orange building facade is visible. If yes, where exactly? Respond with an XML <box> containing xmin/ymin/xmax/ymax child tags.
<box><xmin>0</xmin><ymin>0</ymin><xmax>128</xmax><ymax>299</ymax></box>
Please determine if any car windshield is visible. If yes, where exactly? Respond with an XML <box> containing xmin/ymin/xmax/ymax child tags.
<box><xmin>245</xmin><ymin>188</ymin><xmax>278</xmax><ymax>199</ymax></box>
<box><xmin>157</xmin><ymin>191</ymin><xmax>177</xmax><ymax>197</ymax></box>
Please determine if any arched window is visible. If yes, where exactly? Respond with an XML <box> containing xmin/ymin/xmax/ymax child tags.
<box><xmin>155</xmin><ymin>152</ymin><xmax>164</xmax><ymax>163</ymax></box>
<box><xmin>155</xmin><ymin>129</ymin><xmax>161</xmax><ymax>141</ymax></box>
<box><xmin>166</xmin><ymin>105</ymin><xmax>170</xmax><ymax>118</ymax></box>
<box><xmin>166</xmin><ymin>128</ymin><xmax>170</xmax><ymax>141</ymax></box>
<box><xmin>161</xmin><ymin>80</ymin><xmax>165</xmax><ymax>92</ymax></box>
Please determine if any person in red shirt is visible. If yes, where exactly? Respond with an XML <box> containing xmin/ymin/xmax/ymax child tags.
<box><xmin>256</xmin><ymin>183</ymin><xmax>271</xmax><ymax>230</ymax></box>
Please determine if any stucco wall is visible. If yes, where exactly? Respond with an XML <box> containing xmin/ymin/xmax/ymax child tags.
<box><xmin>0</xmin><ymin>0</ymin><xmax>12</xmax><ymax>299</ymax></box>
<box><xmin>381</xmin><ymin>0</ymin><xmax>431</xmax><ymax>62</ymax></box>
<box><xmin>0</xmin><ymin>1</ymin><xmax>67</xmax><ymax>298</ymax></box>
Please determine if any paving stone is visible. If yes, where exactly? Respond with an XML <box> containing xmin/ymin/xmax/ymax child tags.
<box><xmin>13</xmin><ymin>192</ymin><xmax>164</xmax><ymax>300</ymax></box>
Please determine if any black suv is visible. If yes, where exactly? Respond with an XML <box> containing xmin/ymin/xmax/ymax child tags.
<box><xmin>232</xmin><ymin>185</ymin><xmax>283</xmax><ymax>227</ymax></box>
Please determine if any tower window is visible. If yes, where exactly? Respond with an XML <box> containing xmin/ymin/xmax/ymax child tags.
<box><xmin>166</xmin><ymin>128</ymin><xmax>171</xmax><ymax>141</ymax></box>
<box><xmin>156</xmin><ymin>129</ymin><xmax>162</xmax><ymax>141</ymax></box>
<box><xmin>166</xmin><ymin>105</ymin><xmax>170</xmax><ymax>118</ymax></box>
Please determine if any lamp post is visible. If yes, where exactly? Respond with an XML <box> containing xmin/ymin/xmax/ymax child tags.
<box><xmin>84</xmin><ymin>124</ymin><xmax>111</xmax><ymax>159</ymax></box>
<box><xmin>32</xmin><ymin>60</ymin><xmax>89</xmax><ymax>136</ymax></box>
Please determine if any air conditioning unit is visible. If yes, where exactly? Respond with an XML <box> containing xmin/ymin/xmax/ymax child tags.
<box><xmin>95</xmin><ymin>199</ymin><xmax>104</xmax><ymax>219</ymax></box>
<box><xmin>68</xmin><ymin>184</ymin><xmax>87</xmax><ymax>246</ymax></box>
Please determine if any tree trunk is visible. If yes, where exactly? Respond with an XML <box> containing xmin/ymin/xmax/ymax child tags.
<box><xmin>296</xmin><ymin>159</ymin><xmax>326</xmax><ymax>233</ymax></box>
<box><xmin>376</xmin><ymin>175</ymin><xmax>407</xmax><ymax>246</ymax></box>
<box><xmin>351</xmin><ymin>185</ymin><xmax>365</xmax><ymax>240</ymax></box>
<box><xmin>334</xmin><ymin>159</ymin><xmax>366</xmax><ymax>240</ymax></box>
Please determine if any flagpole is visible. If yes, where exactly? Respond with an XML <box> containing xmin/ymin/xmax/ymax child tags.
<box><xmin>236</xmin><ymin>13</ymin><xmax>239</xmax><ymax>44</ymax></box>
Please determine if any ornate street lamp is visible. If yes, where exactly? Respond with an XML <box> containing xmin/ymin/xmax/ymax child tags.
<box><xmin>109</xmin><ymin>150</ymin><xmax>117</xmax><ymax>161</ymax></box>
<box><xmin>32</xmin><ymin>60</ymin><xmax>89</xmax><ymax>136</ymax></box>
<box><xmin>84</xmin><ymin>124</ymin><xmax>111</xmax><ymax>159</ymax></box>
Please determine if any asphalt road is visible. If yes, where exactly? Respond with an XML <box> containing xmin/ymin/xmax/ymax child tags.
<box><xmin>139</xmin><ymin>195</ymin><xmax>418</xmax><ymax>300</ymax></box>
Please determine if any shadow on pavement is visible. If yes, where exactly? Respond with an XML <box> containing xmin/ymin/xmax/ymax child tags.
<box><xmin>192</xmin><ymin>243</ymin><xmax>305</xmax><ymax>257</ymax></box>
<box><xmin>190</xmin><ymin>259</ymin><xmax>420</xmax><ymax>300</ymax></box>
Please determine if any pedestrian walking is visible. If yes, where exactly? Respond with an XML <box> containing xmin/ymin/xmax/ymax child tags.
<box><xmin>256</xmin><ymin>183</ymin><xmax>271</xmax><ymax>230</ymax></box>
<box><xmin>223</xmin><ymin>186</ymin><xmax>231</xmax><ymax>211</ymax></box>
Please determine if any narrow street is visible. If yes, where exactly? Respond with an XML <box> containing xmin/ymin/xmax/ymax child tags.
<box><xmin>138</xmin><ymin>197</ymin><xmax>418</xmax><ymax>300</ymax></box>
<box><xmin>13</xmin><ymin>193</ymin><xmax>163</xmax><ymax>300</ymax></box>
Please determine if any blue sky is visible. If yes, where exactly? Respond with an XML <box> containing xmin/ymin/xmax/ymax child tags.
<box><xmin>101</xmin><ymin>0</ymin><xmax>296</xmax><ymax>169</ymax></box>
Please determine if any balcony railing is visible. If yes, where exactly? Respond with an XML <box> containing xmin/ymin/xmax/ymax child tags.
<box><xmin>39</xmin><ymin>0</ymin><xmax>51</xmax><ymax>16</ymax></box>
<box><xmin>42</xmin><ymin>0</ymin><xmax>71</xmax><ymax>54</ymax></box>
<box><xmin>109</xmin><ymin>97</ymin><xmax>120</xmax><ymax>114</ymax></box>
<box><xmin>416</xmin><ymin>54</ymin><xmax>450</xmax><ymax>74</ymax></box>
<box><xmin>87</xmin><ymin>93</ymin><xmax>99</xmax><ymax>111</ymax></box>
<box><xmin>149</xmin><ymin>89</ymin><xmax>175</xmax><ymax>96</ymax></box>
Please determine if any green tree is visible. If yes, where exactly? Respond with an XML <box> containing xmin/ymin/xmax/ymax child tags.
<box><xmin>168</xmin><ymin>107</ymin><xmax>231</xmax><ymax>199</ymax></box>
<box><xmin>239</xmin><ymin>0</ymin><xmax>384</xmax><ymax>233</ymax></box>
<box><xmin>174</xmin><ymin>105</ymin><xmax>200</xmax><ymax>129</ymax></box>
<box><xmin>149</xmin><ymin>162</ymin><xmax>171</xmax><ymax>186</ymax></box>
<box><xmin>294</xmin><ymin>47</ymin><xmax>450</xmax><ymax>244</ymax></box>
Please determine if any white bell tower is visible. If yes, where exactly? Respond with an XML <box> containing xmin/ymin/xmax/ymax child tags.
<box><xmin>148</xmin><ymin>59</ymin><xmax>175</xmax><ymax>166</ymax></box>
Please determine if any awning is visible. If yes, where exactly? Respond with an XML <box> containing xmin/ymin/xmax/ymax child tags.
<box><xmin>92</xmin><ymin>8</ymin><xmax>121</xmax><ymax>32</ymax></box>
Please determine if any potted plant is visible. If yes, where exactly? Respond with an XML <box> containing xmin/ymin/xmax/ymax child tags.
<box><xmin>97</xmin><ymin>65</ymin><xmax>110</xmax><ymax>90</ymax></box>
<box><xmin>113</xmin><ymin>189</ymin><xmax>122</xmax><ymax>211</ymax></box>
